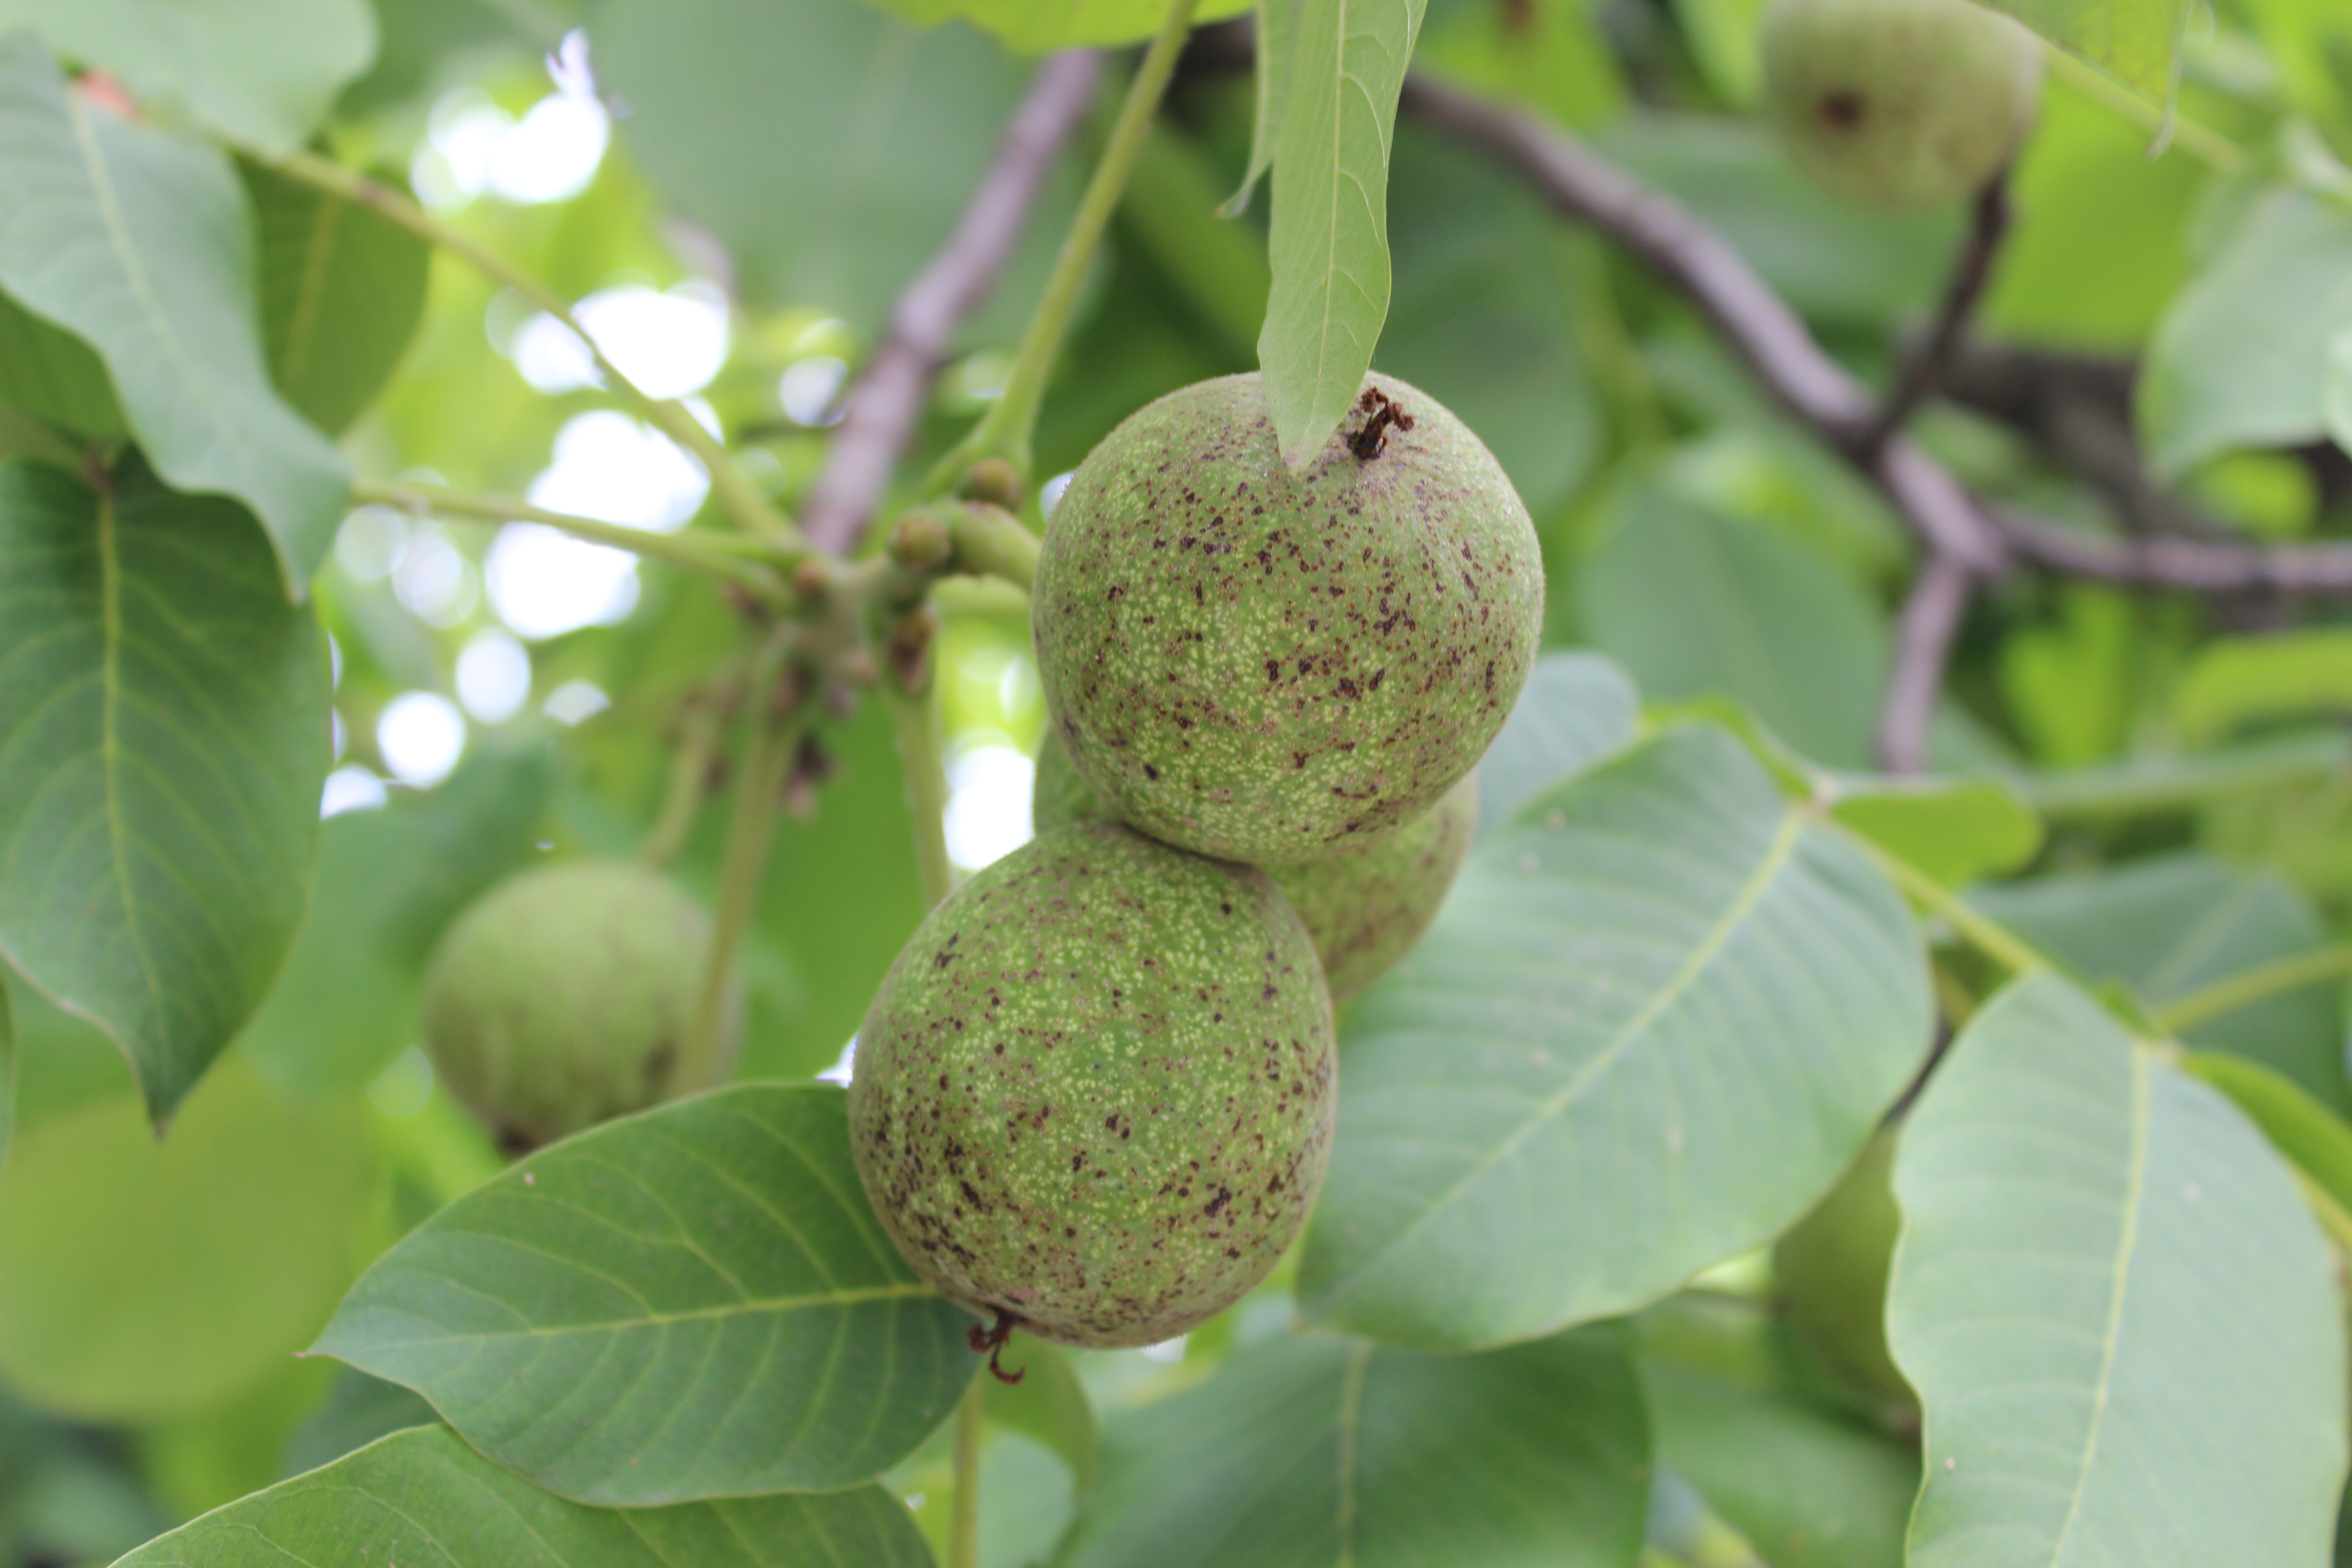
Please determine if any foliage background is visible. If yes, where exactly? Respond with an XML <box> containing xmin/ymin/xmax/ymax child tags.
<box><xmin>3</xmin><ymin>0</ymin><xmax>2352</xmax><ymax>1563</ymax></box>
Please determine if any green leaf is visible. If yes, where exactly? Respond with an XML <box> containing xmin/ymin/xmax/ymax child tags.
<box><xmin>2176</xmin><ymin>627</ymin><xmax>2352</xmax><ymax>744</ymax></box>
<box><xmin>985</xmin><ymin>1339</ymin><xmax>1096</xmax><ymax>1496</ymax></box>
<box><xmin>0</xmin><ymin>289</ymin><xmax>123</xmax><ymax>437</ymax></box>
<box><xmin>1828</xmin><ymin>777</ymin><xmax>2043</xmax><ymax>889</ymax></box>
<box><xmin>1257</xmin><ymin>0</ymin><xmax>1428</xmax><ymax>469</ymax></box>
<box><xmin>240</xmin><ymin>156</ymin><xmax>430</xmax><ymax>438</ymax></box>
<box><xmin>1971</xmin><ymin>0</ymin><xmax>2186</xmax><ymax>111</ymax></box>
<box><xmin>1665</xmin><ymin>0</ymin><xmax>1767</xmax><ymax>107</ymax></box>
<box><xmin>2183</xmin><ymin>1052</ymin><xmax>2352</xmax><ymax>1242</ymax></box>
<box><xmin>590</xmin><ymin>0</ymin><xmax>1038</xmax><ymax>335</ymax></box>
<box><xmin>859</xmin><ymin>0</ymin><xmax>1250</xmax><ymax>49</ymax></box>
<box><xmin>113</xmin><ymin>1425</ymin><xmax>936</xmax><ymax>1568</ymax></box>
<box><xmin>1971</xmin><ymin>853</ymin><xmax>2352</xmax><ymax>1113</ymax></box>
<box><xmin>1596</xmin><ymin>118</ymin><xmax>1960</xmax><ymax>325</ymax></box>
<box><xmin>0</xmin><ymin>980</ymin><xmax>12</xmax><ymax>1174</ymax></box>
<box><xmin>279</xmin><ymin>1367</ymin><xmax>436</xmax><ymax>1480</ymax></box>
<box><xmin>0</xmin><ymin>0</ymin><xmax>376</xmax><ymax>150</ymax></box>
<box><xmin>336</xmin><ymin>0</ymin><xmax>559</xmax><ymax>120</ymax></box>
<box><xmin>2017</xmin><ymin>729</ymin><xmax>2352</xmax><ymax>821</ymax></box>
<box><xmin>1889</xmin><ymin>973</ymin><xmax>2347</xmax><ymax>1567</ymax></box>
<box><xmin>1476</xmin><ymin>650</ymin><xmax>1641</xmax><ymax>835</ymax></box>
<box><xmin>1298</xmin><ymin>724</ymin><xmax>1932</xmax><ymax>1348</ymax></box>
<box><xmin>314</xmin><ymin>1083</ymin><xmax>976</xmax><ymax>1505</ymax></box>
<box><xmin>1982</xmin><ymin>77</ymin><xmax>2206</xmax><ymax>351</ymax></box>
<box><xmin>2141</xmin><ymin>190</ymin><xmax>2352</xmax><ymax>478</ymax></box>
<box><xmin>1377</xmin><ymin>122</ymin><xmax>1601</xmax><ymax>519</ymax></box>
<box><xmin>1119</xmin><ymin>126</ymin><xmax>1272</xmax><ymax>360</ymax></box>
<box><xmin>239</xmin><ymin>745</ymin><xmax>553</xmax><ymax>1098</ymax></box>
<box><xmin>1058</xmin><ymin>1328</ymin><xmax>1649</xmax><ymax>1568</ymax></box>
<box><xmin>1414</xmin><ymin>0</ymin><xmax>1624</xmax><ymax>128</ymax></box>
<box><xmin>0</xmin><ymin>36</ymin><xmax>351</xmax><ymax>589</ymax></box>
<box><xmin>0</xmin><ymin>1051</ymin><xmax>377</xmax><ymax>1422</ymax></box>
<box><xmin>747</xmin><ymin>698</ymin><xmax>928</xmax><ymax>1078</ymax></box>
<box><xmin>1225</xmin><ymin>0</ymin><xmax>1299</xmax><ymax>217</ymax></box>
<box><xmin>1642</xmin><ymin>1360</ymin><xmax>1918</xmax><ymax>1568</ymax></box>
<box><xmin>1578</xmin><ymin>481</ymin><xmax>1887</xmax><ymax>771</ymax></box>
<box><xmin>0</xmin><ymin>460</ymin><xmax>328</xmax><ymax>1122</ymax></box>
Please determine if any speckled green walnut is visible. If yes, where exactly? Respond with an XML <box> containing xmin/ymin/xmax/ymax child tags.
<box><xmin>1033</xmin><ymin>372</ymin><xmax>1541</xmax><ymax>865</ymax></box>
<box><xmin>848</xmin><ymin>823</ymin><xmax>1337</xmax><ymax>1348</ymax></box>
<box><xmin>421</xmin><ymin>861</ymin><xmax>729</xmax><ymax>1151</ymax></box>
<box><xmin>1762</xmin><ymin>0</ymin><xmax>2041</xmax><ymax>209</ymax></box>
<box><xmin>1032</xmin><ymin>731</ymin><xmax>1477</xmax><ymax>1006</ymax></box>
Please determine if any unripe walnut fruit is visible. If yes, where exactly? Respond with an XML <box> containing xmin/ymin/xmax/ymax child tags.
<box><xmin>421</xmin><ymin>861</ymin><xmax>731</xmax><ymax>1151</ymax></box>
<box><xmin>1761</xmin><ymin>0</ymin><xmax>2041</xmax><ymax>209</ymax></box>
<box><xmin>1033</xmin><ymin>372</ymin><xmax>1541</xmax><ymax>865</ymax></box>
<box><xmin>1032</xmin><ymin>729</ymin><xmax>1477</xmax><ymax>1006</ymax></box>
<box><xmin>848</xmin><ymin>823</ymin><xmax>1337</xmax><ymax>1348</ymax></box>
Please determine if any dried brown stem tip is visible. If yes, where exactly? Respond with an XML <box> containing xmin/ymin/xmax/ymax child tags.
<box><xmin>967</xmin><ymin>1310</ymin><xmax>1028</xmax><ymax>1385</ymax></box>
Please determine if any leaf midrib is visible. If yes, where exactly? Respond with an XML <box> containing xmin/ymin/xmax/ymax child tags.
<box><xmin>2044</xmin><ymin>1044</ymin><xmax>2152</xmax><ymax>1562</ymax></box>
<box><xmin>65</xmin><ymin>88</ymin><xmax>263</xmax><ymax>480</ymax></box>
<box><xmin>278</xmin><ymin>189</ymin><xmax>343</xmax><ymax>395</ymax></box>
<box><xmin>343</xmin><ymin>1278</ymin><xmax>941</xmax><ymax>1350</ymax></box>
<box><xmin>1315</xmin><ymin>803</ymin><xmax>1810</xmax><ymax>1305</ymax></box>
<box><xmin>97</xmin><ymin>483</ymin><xmax>166</xmax><ymax>1035</ymax></box>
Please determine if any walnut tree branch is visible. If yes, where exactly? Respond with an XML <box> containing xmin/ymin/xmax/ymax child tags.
<box><xmin>1857</xmin><ymin>171</ymin><xmax>2012</xmax><ymax>462</ymax></box>
<box><xmin>1396</xmin><ymin>74</ymin><xmax>2009</xmax><ymax>577</ymax></box>
<box><xmin>1990</xmin><ymin>507</ymin><xmax>2352</xmax><ymax>592</ymax></box>
<box><xmin>1877</xmin><ymin>554</ymin><xmax>1975</xmax><ymax>775</ymax></box>
<box><xmin>799</xmin><ymin>50</ymin><xmax>1103</xmax><ymax>557</ymax></box>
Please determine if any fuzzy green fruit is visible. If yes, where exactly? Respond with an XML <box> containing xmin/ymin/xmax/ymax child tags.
<box><xmin>1032</xmin><ymin>730</ymin><xmax>1477</xmax><ymax>1006</ymax></box>
<box><xmin>1761</xmin><ymin>0</ymin><xmax>2041</xmax><ymax>209</ymax></box>
<box><xmin>848</xmin><ymin>822</ymin><xmax>1337</xmax><ymax>1348</ymax></box>
<box><xmin>421</xmin><ymin>861</ymin><xmax>728</xmax><ymax>1151</ymax></box>
<box><xmin>1033</xmin><ymin>372</ymin><xmax>1541</xmax><ymax>866</ymax></box>
<box><xmin>1774</xmin><ymin>1124</ymin><xmax>1914</xmax><ymax>1410</ymax></box>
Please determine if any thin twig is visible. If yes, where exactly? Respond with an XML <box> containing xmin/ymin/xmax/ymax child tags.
<box><xmin>929</xmin><ymin>0</ymin><xmax>1203</xmax><ymax>494</ymax></box>
<box><xmin>1991</xmin><ymin>507</ymin><xmax>2352</xmax><ymax>592</ymax></box>
<box><xmin>800</xmin><ymin>52</ymin><xmax>1103</xmax><ymax>556</ymax></box>
<box><xmin>1857</xmin><ymin>172</ymin><xmax>2012</xmax><ymax>461</ymax></box>
<box><xmin>1877</xmin><ymin>554</ymin><xmax>1975</xmax><ymax>775</ymax></box>
<box><xmin>351</xmin><ymin>478</ymin><xmax>787</xmax><ymax>593</ymax></box>
<box><xmin>1397</xmin><ymin>74</ymin><xmax>2009</xmax><ymax>576</ymax></box>
<box><xmin>1400</xmin><ymin>74</ymin><xmax>2352</xmax><ymax>621</ymax></box>
<box><xmin>251</xmin><ymin>146</ymin><xmax>799</xmax><ymax>547</ymax></box>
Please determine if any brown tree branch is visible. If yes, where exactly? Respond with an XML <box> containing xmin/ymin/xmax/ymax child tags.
<box><xmin>799</xmin><ymin>51</ymin><xmax>1103</xmax><ymax>557</ymax></box>
<box><xmin>1990</xmin><ymin>507</ymin><xmax>2352</xmax><ymax>592</ymax></box>
<box><xmin>1858</xmin><ymin>172</ymin><xmax>2012</xmax><ymax>462</ymax></box>
<box><xmin>1397</xmin><ymin>74</ymin><xmax>2009</xmax><ymax>576</ymax></box>
<box><xmin>1877</xmin><ymin>554</ymin><xmax>1976</xmax><ymax>775</ymax></box>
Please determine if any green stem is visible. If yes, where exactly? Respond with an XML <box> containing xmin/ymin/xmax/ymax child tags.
<box><xmin>949</xmin><ymin>1377</ymin><xmax>985</xmax><ymax>1568</ymax></box>
<box><xmin>683</xmin><ymin>636</ymin><xmax>800</xmax><ymax>1084</ymax></box>
<box><xmin>2043</xmin><ymin>51</ymin><xmax>2244</xmax><ymax>173</ymax></box>
<box><xmin>353</xmin><ymin>478</ymin><xmax>788</xmax><ymax>592</ymax></box>
<box><xmin>887</xmin><ymin>673</ymin><xmax>958</xmax><ymax>911</ymax></box>
<box><xmin>2292</xmin><ymin>1166</ymin><xmax>2352</xmax><ymax>1259</ymax></box>
<box><xmin>952</xmin><ymin>504</ymin><xmax>1041</xmax><ymax>593</ymax></box>
<box><xmin>2156</xmin><ymin>944</ymin><xmax>2352</xmax><ymax>1037</ymax></box>
<box><xmin>253</xmin><ymin>145</ymin><xmax>799</xmax><ymax>546</ymax></box>
<box><xmin>1868</xmin><ymin>844</ymin><xmax>2049</xmax><ymax>977</ymax></box>
<box><xmin>637</xmin><ymin>698</ymin><xmax>727</xmax><ymax>867</ymax></box>
<box><xmin>927</xmin><ymin>0</ymin><xmax>1200</xmax><ymax>494</ymax></box>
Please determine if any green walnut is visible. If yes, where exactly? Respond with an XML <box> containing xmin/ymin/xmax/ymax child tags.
<box><xmin>421</xmin><ymin>860</ymin><xmax>730</xmax><ymax>1152</ymax></box>
<box><xmin>848</xmin><ymin>822</ymin><xmax>1337</xmax><ymax>1348</ymax></box>
<box><xmin>1032</xmin><ymin>372</ymin><xmax>1541</xmax><ymax>866</ymax></box>
<box><xmin>1761</xmin><ymin>0</ymin><xmax>2041</xmax><ymax>209</ymax></box>
<box><xmin>1774</xmin><ymin>1124</ymin><xmax>1914</xmax><ymax>1411</ymax></box>
<box><xmin>1032</xmin><ymin>730</ymin><xmax>1477</xmax><ymax>1006</ymax></box>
